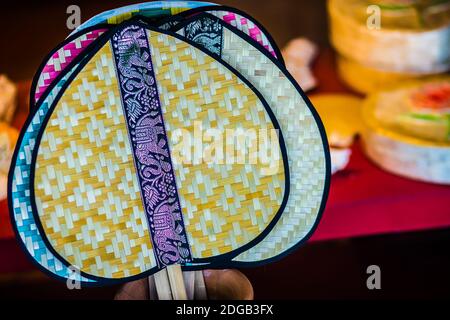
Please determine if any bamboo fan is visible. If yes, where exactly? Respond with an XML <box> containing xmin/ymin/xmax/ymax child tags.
<box><xmin>11</xmin><ymin>4</ymin><xmax>329</xmax><ymax>299</ymax></box>
<box><xmin>20</xmin><ymin>4</ymin><xmax>301</xmax><ymax>295</ymax></box>
<box><xmin>10</xmin><ymin>21</ymin><xmax>292</xmax><ymax>298</ymax></box>
<box><xmin>22</xmin><ymin>3</ymin><xmax>243</xmax><ymax>298</ymax></box>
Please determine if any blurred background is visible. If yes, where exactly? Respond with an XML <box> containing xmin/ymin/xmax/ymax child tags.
<box><xmin>0</xmin><ymin>0</ymin><xmax>449</xmax><ymax>299</ymax></box>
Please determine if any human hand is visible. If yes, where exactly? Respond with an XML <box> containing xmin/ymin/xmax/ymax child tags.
<box><xmin>114</xmin><ymin>269</ymin><xmax>253</xmax><ymax>300</ymax></box>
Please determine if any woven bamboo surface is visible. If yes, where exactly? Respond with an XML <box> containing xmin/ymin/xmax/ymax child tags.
<box><xmin>147</xmin><ymin>30</ymin><xmax>285</xmax><ymax>259</ymax></box>
<box><xmin>208</xmin><ymin>10</ymin><xmax>277</xmax><ymax>58</ymax></box>
<box><xmin>34</xmin><ymin>29</ymin><xmax>106</xmax><ymax>103</ymax></box>
<box><xmin>11</xmin><ymin>65</ymin><xmax>95</xmax><ymax>282</ymax></box>
<box><xmin>174</xmin><ymin>27</ymin><xmax>327</xmax><ymax>262</ymax></box>
<box><xmin>30</xmin><ymin>29</ymin><xmax>286</xmax><ymax>279</ymax></box>
<box><xmin>33</xmin><ymin>9</ymin><xmax>280</xmax><ymax>110</ymax></box>
<box><xmin>34</xmin><ymin>44</ymin><xmax>156</xmax><ymax>278</ymax></box>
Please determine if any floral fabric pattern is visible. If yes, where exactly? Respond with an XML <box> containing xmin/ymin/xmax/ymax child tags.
<box><xmin>112</xmin><ymin>25</ymin><xmax>192</xmax><ymax>267</ymax></box>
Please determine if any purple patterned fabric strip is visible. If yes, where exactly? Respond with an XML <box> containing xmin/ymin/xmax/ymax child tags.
<box><xmin>111</xmin><ymin>25</ymin><xmax>192</xmax><ymax>268</ymax></box>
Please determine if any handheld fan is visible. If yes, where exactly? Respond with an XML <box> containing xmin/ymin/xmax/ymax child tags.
<box><xmin>9</xmin><ymin>3</ymin><xmax>330</xmax><ymax>299</ymax></box>
<box><xmin>11</xmin><ymin>20</ymin><xmax>289</xmax><ymax>286</ymax></box>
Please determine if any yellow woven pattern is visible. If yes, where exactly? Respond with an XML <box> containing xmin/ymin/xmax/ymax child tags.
<box><xmin>105</xmin><ymin>7</ymin><xmax>190</xmax><ymax>25</ymax></box>
<box><xmin>169</xmin><ymin>7</ymin><xmax>190</xmax><ymax>15</ymax></box>
<box><xmin>106</xmin><ymin>11</ymin><xmax>138</xmax><ymax>25</ymax></box>
<box><xmin>34</xmin><ymin>43</ymin><xmax>156</xmax><ymax>278</ymax></box>
<box><xmin>218</xmin><ymin>28</ymin><xmax>327</xmax><ymax>262</ymax></box>
<box><xmin>148</xmin><ymin>30</ymin><xmax>286</xmax><ymax>259</ymax></box>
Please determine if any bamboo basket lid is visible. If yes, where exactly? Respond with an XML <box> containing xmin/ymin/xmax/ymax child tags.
<box><xmin>328</xmin><ymin>0</ymin><xmax>450</xmax><ymax>74</ymax></box>
<box><xmin>336</xmin><ymin>55</ymin><xmax>434</xmax><ymax>94</ymax></box>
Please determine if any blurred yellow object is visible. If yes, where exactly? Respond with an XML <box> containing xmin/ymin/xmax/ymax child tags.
<box><xmin>337</xmin><ymin>55</ymin><xmax>432</xmax><ymax>94</ymax></box>
<box><xmin>310</xmin><ymin>94</ymin><xmax>364</xmax><ymax>148</ymax></box>
<box><xmin>310</xmin><ymin>94</ymin><xmax>365</xmax><ymax>174</ymax></box>
<box><xmin>361</xmin><ymin>77</ymin><xmax>450</xmax><ymax>184</ymax></box>
<box><xmin>0</xmin><ymin>122</ymin><xmax>18</xmax><ymax>200</ymax></box>
<box><xmin>0</xmin><ymin>75</ymin><xmax>17</xmax><ymax>124</ymax></box>
<box><xmin>337</xmin><ymin>0</ymin><xmax>450</xmax><ymax>30</ymax></box>
<box><xmin>0</xmin><ymin>122</ymin><xmax>18</xmax><ymax>173</ymax></box>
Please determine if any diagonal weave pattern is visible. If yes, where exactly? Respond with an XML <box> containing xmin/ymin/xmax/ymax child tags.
<box><xmin>12</xmin><ymin>66</ymin><xmax>94</xmax><ymax>282</ymax></box>
<box><xmin>34</xmin><ymin>29</ymin><xmax>106</xmax><ymax>103</ymax></box>
<box><xmin>210</xmin><ymin>11</ymin><xmax>277</xmax><ymax>58</ymax></box>
<box><xmin>148</xmin><ymin>30</ymin><xmax>286</xmax><ymax>259</ymax></box>
<box><xmin>216</xmin><ymin>28</ymin><xmax>328</xmax><ymax>262</ymax></box>
<box><xmin>34</xmin><ymin>44</ymin><xmax>156</xmax><ymax>278</ymax></box>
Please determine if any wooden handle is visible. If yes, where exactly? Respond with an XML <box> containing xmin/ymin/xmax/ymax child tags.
<box><xmin>151</xmin><ymin>267</ymin><xmax>204</xmax><ymax>300</ymax></box>
<box><xmin>194</xmin><ymin>270</ymin><xmax>208</xmax><ymax>300</ymax></box>
<box><xmin>183</xmin><ymin>271</ymin><xmax>196</xmax><ymax>300</ymax></box>
<box><xmin>147</xmin><ymin>274</ymin><xmax>159</xmax><ymax>300</ymax></box>
<box><xmin>166</xmin><ymin>265</ymin><xmax>188</xmax><ymax>300</ymax></box>
<box><xmin>153</xmin><ymin>269</ymin><xmax>173</xmax><ymax>300</ymax></box>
